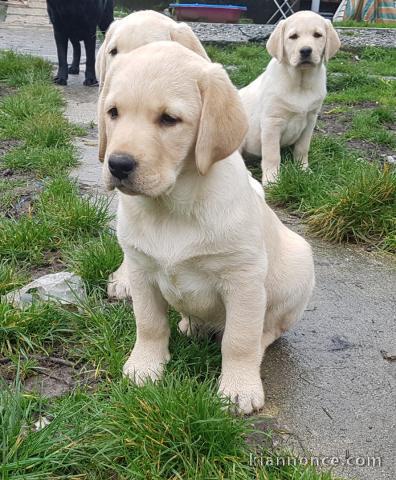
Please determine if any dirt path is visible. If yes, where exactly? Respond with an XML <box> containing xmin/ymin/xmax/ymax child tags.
<box><xmin>1</xmin><ymin>26</ymin><xmax>395</xmax><ymax>480</ymax></box>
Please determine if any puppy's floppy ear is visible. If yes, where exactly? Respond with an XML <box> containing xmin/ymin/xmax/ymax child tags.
<box><xmin>195</xmin><ymin>63</ymin><xmax>248</xmax><ymax>175</ymax></box>
<box><xmin>266</xmin><ymin>20</ymin><xmax>286</xmax><ymax>62</ymax></box>
<box><xmin>97</xmin><ymin>74</ymin><xmax>110</xmax><ymax>163</ymax></box>
<box><xmin>324</xmin><ymin>20</ymin><xmax>341</xmax><ymax>61</ymax></box>
<box><xmin>170</xmin><ymin>23</ymin><xmax>210</xmax><ymax>61</ymax></box>
<box><xmin>96</xmin><ymin>20</ymin><xmax>119</xmax><ymax>89</ymax></box>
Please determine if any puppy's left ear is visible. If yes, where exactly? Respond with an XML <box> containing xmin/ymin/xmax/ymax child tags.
<box><xmin>195</xmin><ymin>63</ymin><xmax>248</xmax><ymax>175</ymax></box>
<box><xmin>324</xmin><ymin>20</ymin><xmax>341</xmax><ymax>61</ymax></box>
<box><xmin>170</xmin><ymin>23</ymin><xmax>210</xmax><ymax>61</ymax></box>
<box><xmin>266</xmin><ymin>20</ymin><xmax>286</xmax><ymax>62</ymax></box>
<box><xmin>97</xmin><ymin>74</ymin><xmax>110</xmax><ymax>162</ymax></box>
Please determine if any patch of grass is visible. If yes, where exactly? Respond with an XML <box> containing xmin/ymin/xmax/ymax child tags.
<box><xmin>1</xmin><ymin>375</ymin><xmax>334</xmax><ymax>480</ymax></box>
<box><xmin>0</xmin><ymin>260</ymin><xmax>27</xmax><ymax>296</ymax></box>
<box><xmin>328</xmin><ymin>47</ymin><xmax>396</xmax><ymax>77</ymax></box>
<box><xmin>266</xmin><ymin>136</ymin><xmax>396</xmax><ymax>251</ymax></box>
<box><xmin>0</xmin><ymin>178</ymin><xmax>25</xmax><ymax>216</ymax></box>
<box><xmin>334</xmin><ymin>20</ymin><xmax>396</xmax><ymax>28</ymax></box>
<box><xmin>2</xmin><ymin>145</ymin><xmax>77</xmax><ymax>176</ymax></box>
<box><xmin>345</xmin><ymin>107</ymin><xmax>396</xmax><ymax>147</ymax></box>
<box><xmin>37</xmin><ymin>178</ymin><xmax>112</xmax><ymax>240</ymax></box>
<box><xmin>66</xmin><ymin>233</ymin><xmax>123</xmax><ymax>293</ymax></box>
<box><xmin>206</xmin><ymin>43</ymin><xmax>269</xmax><ymax>88</ymax></box>
<box><xmin>0</xmin><ymin>50</ymin><xmax>52</xmax><ymax>87</ymax></box>
<box><xmin>0</xmin><ymin>302</ymin><xmax>74</xmax><ymax>355</ymax></box>
<box><xmin>307</xmin><ymin>166</ymin><xmax>396</xmax><ymax>248</ymax></box>
<box><xmin>0</xmin><ymin>178</ymin><xmax>112</xmax><ymax>265</ymax></box>
<box><xmin>326</xmin><ymin>73</ymin><xmax>396</xmax><ymax>106</ymax></box>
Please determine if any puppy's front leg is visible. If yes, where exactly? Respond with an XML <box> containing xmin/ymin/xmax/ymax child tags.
<box><xmin>293</xmin><ymin>112</ymin><xmax>318</xmax><ymax>170</ymax></box>
<box><xmin>261</xmin><ymin>123</ymin><xmax>282</xmax><ymax>185</ymax></box>
<box><xmin>219</xmin><ymin>282</ymin><xmax>266</xmax><ymax>414</ymax></box>
<box><xmin>123</xmin><ymin>270</ymin><xmax>170</xmax><ymax>384</ymax></box>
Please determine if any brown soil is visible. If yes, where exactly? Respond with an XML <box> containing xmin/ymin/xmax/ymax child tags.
<box><xmin>0</xmin><ymin>355</ymin><xmax>98</xmax><ymax>398</ymax></box>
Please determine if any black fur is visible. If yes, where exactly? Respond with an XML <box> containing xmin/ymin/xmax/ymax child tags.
<box><xmin>47</xmin><ymin>0</ymin><xmax>114</xmax><ymax>86</ymax></box>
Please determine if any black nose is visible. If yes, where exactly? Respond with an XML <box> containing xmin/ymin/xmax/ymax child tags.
<box><xmin>300</xmin><ymin>47</ymin><xmax>313</xmax><ymax>58</ymax></box>
<box><xmin>108</xmin><ymin>153</ymin><xmax>137</xmax><ymax>180</ymax></box>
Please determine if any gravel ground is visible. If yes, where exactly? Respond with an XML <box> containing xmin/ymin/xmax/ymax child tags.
<box><xmin>190</xmin><ymin>23</ymin><xmax>396</xmax><ymax>48</ymax></box>
<box><xmin>0</xmin><ymin>24</ymin><xmax>395</xmax><ymax>60</ymax></box>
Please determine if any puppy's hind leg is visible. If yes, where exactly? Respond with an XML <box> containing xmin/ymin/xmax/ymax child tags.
<box><xmin>107</xmin><ymin>259</ymin><xmax>132</xmax><ymax>300</ymax></box>
<box><xmin>293</xmin><ymin>112</ymin><xmax>318</xmax><ymax>171</ymax></box>
<box><xmin>68</xmin><ymin>38</ymin><xmax>81</xmax><ymax>75</ymax></box>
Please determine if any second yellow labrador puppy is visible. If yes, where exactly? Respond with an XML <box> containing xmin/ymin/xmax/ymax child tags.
<box><xmin>98</xmin><ymin>42</ymin><xmax>315</xmax><ymax>414</ymax></box>
<box><xmin>240</xmin><ymin>11</ymin><xmax>340</xmax><ymax>185</ymax></box>
<box><xmin>96</xmin><ymin>9</ymin><xmax>209</xmax><ymax>88</ymax></box>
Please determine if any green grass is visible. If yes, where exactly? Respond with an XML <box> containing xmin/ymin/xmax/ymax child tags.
<box><xmin>206</xmin><ymin>43</ymin><xmax>269</xmax><ymax>88</ymax></box>
<box><xmin>0</xmin><ymin>50</ymin><xmax>53</xmax><ymax>87</ymax></box>
<box><xmin>0</xmin><ymin>260</ymin><xmax>27</xmax><ymax>296</ymax></box>
<box><xmin>1</xmin><ymin>370</ymin><xmax>334</xmax><ymax>480</ymax></box>
<box><xmin>334</xmin><ymin>20</ymin><xmax>396</xmax><ymax>29</ymax></box>
<box><xmin>328</xmin><ymin>47</ymin><xmax>396</xmax><ymax>77</ymax></box>
<box><xmin>0</xmin><ymin>178</ymin><xmax>112</xmax><ymax>265</ymax></box>
<box><xmin>66</xmin><ymin>233</ymin><xmax>123</xmax><ymax>293</ymax></box>
<box><xmin>266</xmin><ymin>136</ymin><xmax>396</xmax><ymax>251</ymax></box>
<box><xmin>2</xmin><ymin>144</ymin><xmax>77</xmax><ymax>176</ymax></box>
<box><xmin>346</xmin><ymin>107</ymin><xmax>396</xmax><ymax>147</ymax></box>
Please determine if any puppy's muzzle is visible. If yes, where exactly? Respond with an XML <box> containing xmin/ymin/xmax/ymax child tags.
<box><xmin>108</xmin><ymin>153</ymin><xmax>137</xmax><ymax>180</ymax></box>
<box><xmin>300</xmin><ymin>47</ymin><xmax>312</xmax><ymax>60</ymax></box>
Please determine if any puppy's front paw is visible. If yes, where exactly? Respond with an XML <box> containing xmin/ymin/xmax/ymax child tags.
<box><xmin>219</xmin><ymin>373</ymin><xmax>264</xmax><ymax>415</ymax></box>
<box><xmin>123</xmin><ymin>347</ymin><xmax>170</xmax><ymax>385</ymax></box>
<box><xmin>107</xmin><ymin>266</ymin><xmax>131</xmax><ymax>300</ymax></box>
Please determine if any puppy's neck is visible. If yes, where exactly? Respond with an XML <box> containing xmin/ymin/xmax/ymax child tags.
<box><xmin>278</xmin><ymin>60</ymin><xmax>325</xmax><ymax>91</ymax></box>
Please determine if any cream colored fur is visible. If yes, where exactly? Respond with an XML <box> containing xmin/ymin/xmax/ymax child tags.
<box><xmin>96</xmin><ymin>9</ymin><xmax>209</xmax><ymax>89</ymax></box>
<box><xmin>98</xmin><ymin>42</ymin><xmax>315</xmax><ymax>414</ymax></box>
<box><xmin>240</xmin><ymin>11</ymin><xmax>340</xmax><ymax>184</ymax></box>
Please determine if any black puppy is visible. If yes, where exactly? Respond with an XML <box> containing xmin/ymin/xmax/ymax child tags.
<box><xmin>47</xmin><ymin>0</ymin><xmax>114</xmax><ymax>86</ymax></box>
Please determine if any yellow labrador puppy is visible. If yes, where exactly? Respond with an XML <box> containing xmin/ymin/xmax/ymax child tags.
<box><xmin>96</xmin><ymin>9</ymin><xmax>209</xmax><ymax>88</ymax></box>
<box><xmin>98</xmin><ymin>42</ymin><xmax>315</xmax><ymax>414</ymax></box>
<box><xmin>240</xmin><ymin>11</ymin><xmax>340</xmax><ymax>185</ymax></box>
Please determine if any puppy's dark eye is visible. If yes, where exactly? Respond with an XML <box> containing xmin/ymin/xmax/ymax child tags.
<box><xmin>313</xmin><ymin>32</ymin><xmax>323</xmax><ymax>38</ymax></box>
<box><xmin>108</xmin><ymin>107</ymin><xmax>118</xmax><ymax>119</ymax></box>
<box><xmin>289</xmin><ymin>33</ymin><xmax>298</xmax><ymax>40</ymax></box>
<box><xmin>159</xmin><ymin>113</ymin><xmax>180</xmax><ymax>126</ymax></box>
<box><xmin>109</xmin><ymin>48</ymin><xmax>117</xmax><ymax>56</ymax></box>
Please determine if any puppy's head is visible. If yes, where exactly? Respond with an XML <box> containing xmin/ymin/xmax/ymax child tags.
<box><xmin>96</xmin><ymin>10</ymin><xmax>209</xmax><ymax>86</ymax></box>
<box><xmin>98</xmin><ymin>42</ymin><xmax>247</xmax><ymax>198</ymax></box>
<box><xmin>266</xmin><ymin>11</ymin><xmax>340</xmax><ymax>68</ymax></box>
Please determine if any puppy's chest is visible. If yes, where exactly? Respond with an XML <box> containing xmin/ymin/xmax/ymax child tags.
<box><xmin>281</xmin><ymin>113</ymin><xmax>309</xmax><ymax>146</ymax></box>
<box><xmin>138</xmin><ymin>251</ymin><xmax>223</xmax><ymax>321</ymax></box>
<box><xmin>122</xmin><ymin>225</ymin><xmax>226</xmax><ymax>319</ymax></box>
